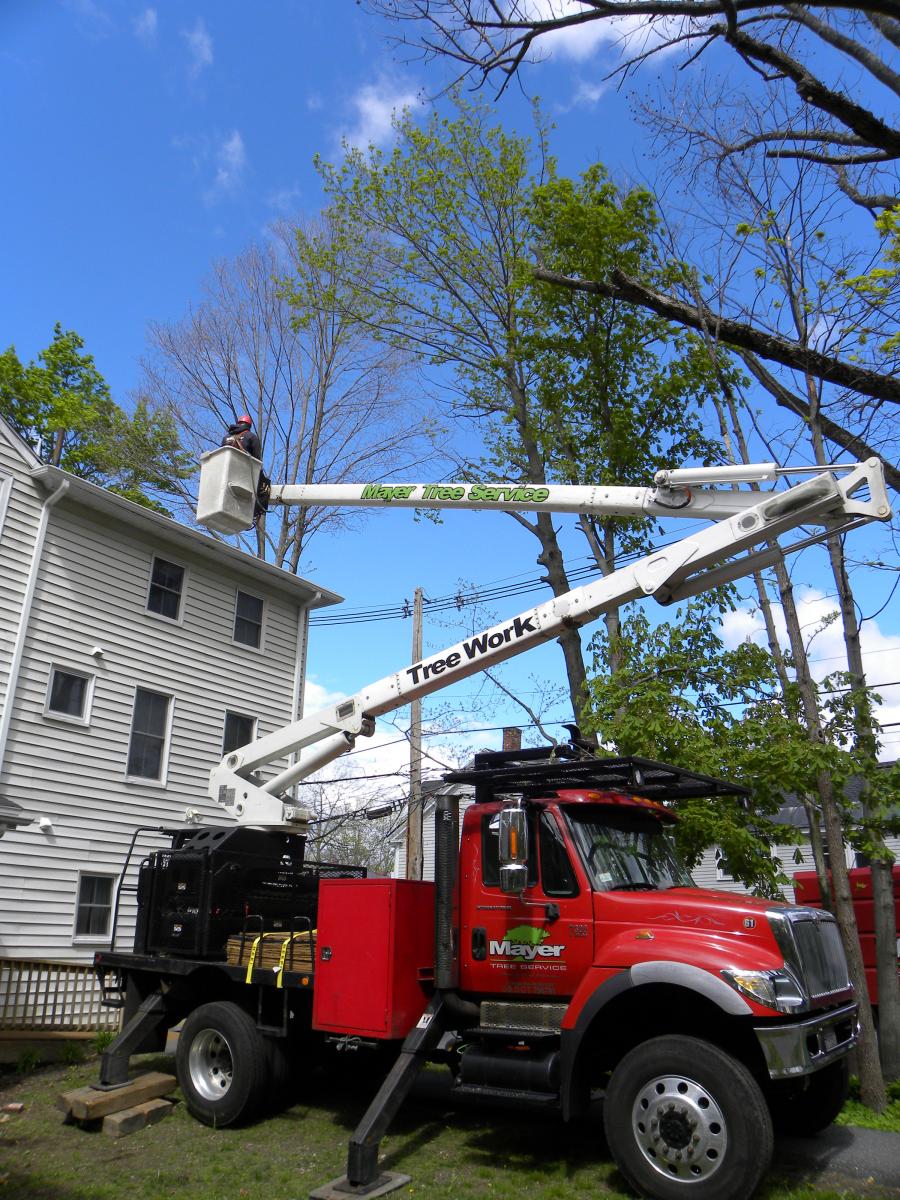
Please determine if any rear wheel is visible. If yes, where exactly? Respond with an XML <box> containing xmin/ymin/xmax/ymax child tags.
<box><xmin>176</xmin><ymin>1001</ymin><xmax>267</xmax><ymax>1127</ymax></box>
<box><xmin>603</xmin><ymin>1035</ymin><xmax>773</xmax><ymax>1200</ymax></box>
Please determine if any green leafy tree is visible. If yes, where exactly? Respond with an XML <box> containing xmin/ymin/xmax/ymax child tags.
<box><xmin>582</xmin><ymin>593</ymin><xmax>890</xmax><ymax>897</ymax></box>
<box><xmin>525</xmin><ymin>167</ymin><xmax>722</xmax><ymax>669</ymax></box>
<box><xmin>0</xmin><ymin>324</ymin><xmax>191</xmax><ymax>513</ymax></box>
<box><xmin>304</xmin><ymin>93</ymin><xmax>726</xmax><ymax>726</ymax></box>
<box><xmin>586</xmin><ymin>595</ymin><xmax>787</xmax><ymax>894</ymax></box>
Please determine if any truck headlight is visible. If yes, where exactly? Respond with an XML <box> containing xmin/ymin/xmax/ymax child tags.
<box><xmin>721</xmin><ymin>968</ymin><xmax>806</xmax><ymax>1014</ymax></box>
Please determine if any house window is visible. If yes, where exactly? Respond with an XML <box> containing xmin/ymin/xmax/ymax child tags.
<box><xmin>74</xmin><ymin>874</ymin><xmax>114</xmax><ymax>938</ymax></box>
<box><xmin>234</xmin><ymin>591</ymin><xmax>263</xmax><ymax>648</ymax></box>
<box><xmin>223</xmin><ymin>711</ymin><xmax>256</xmax><ymax>755</ymax></box>
<box><xmin>715</xmin><ymin>848</ymin><xmax>733</xmax><ymax>881</ymax></box>
<box><xmin>147</xmin><ymin>557</ymin><xmax>185</xmax><ymax>621</ymax></box>
<box><xmin>126</xmin><ymin>687</ymin><xmax>172</xmax><ymax>781</ymax></box>
<box><xmin>44</xmin><ymin>666</ymin><xmax>93</xmax><ymax>724</ymax></box>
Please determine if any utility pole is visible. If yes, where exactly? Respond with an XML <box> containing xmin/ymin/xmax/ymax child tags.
<box><xmin>405</xmin><ymin>588</ymin><xmax>424</xmax><ymax>880</ymax></box>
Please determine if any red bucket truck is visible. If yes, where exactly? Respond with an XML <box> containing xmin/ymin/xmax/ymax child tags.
<box><xmin>91</xmin><ymin>453</ymin><xmax>891</xmax><ymax>1200</ymax></box>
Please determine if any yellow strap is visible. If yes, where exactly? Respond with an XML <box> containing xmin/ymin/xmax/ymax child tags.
<box><xmin>276</xmin><ymin>932</ymin><xmax>312</xmax><ymax>987</ymax></box>
<box><xmin>244</xmin><ymin>935</ymin><xmax>263</xmax><ymax>985</ymax></box>
<box><xmin>244</xmin><ymin>929</ymin><xmax>315</xmax><ymax>986</ymax></box>
<box><xmin>244</xmin><ymin>932</ymin><xmax>283</xmax><ymax>983</ymax></box>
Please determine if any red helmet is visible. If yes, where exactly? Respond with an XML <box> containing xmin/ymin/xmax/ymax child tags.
<box><xmin>236</xmin><ymin>413</ymin><xmax>252</xmax><ymax>427</ymax></box>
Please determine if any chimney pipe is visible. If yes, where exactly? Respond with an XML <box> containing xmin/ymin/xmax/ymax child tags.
<box><xmin>502</xmin><ymin>727</ymin><xmax>522</xmax><ymax>752</ymax></box>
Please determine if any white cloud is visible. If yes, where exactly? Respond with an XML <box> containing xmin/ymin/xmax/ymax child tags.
<box><xmin>133</xmin><ymin>7</ymin><xmax>157</xmax><ymax>45</ymax></box>
<box><xmin>206</xmin><ymin>130</ymin><xmax>247</xmax><ymax>202</ymax></box>
<box><xmin>303</xmin><ymin>677</ymin><xmax>346</xmax><ymax>712</ymax></box>
<box><xmin>266</xmin><ymin>183</ymin><xmax>303</xmax><ymax>214</ymax></box>
<box><xmin>519</xmin><ymin>1</ymin><xmax>689</xmax><ymax>65</ymax></box>
<box><xmin>66</xmin><ymin>0</ymin><xmax>112</xmax><ymax>37</ymax></box>
<box><xmin>569</xmin><ymin>78</ymin><xmax>607</xmax><ymax>107</ymax></box>
<box><xmin>183</xmin><ymin>17</ymin><xmax>213</xmax><ymax>77</ymax></box>
<box><xmin>340</xmin><ymin>81</ymin><xmax>420</xmax><ymax>150</ymax></box>
<box><xmin>721</xmin><ymin>588</ymin><xmax>900</xmax><ymax>759</ymax></box>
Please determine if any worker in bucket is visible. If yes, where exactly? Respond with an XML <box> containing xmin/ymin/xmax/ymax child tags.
<box><xmin>222</xmin><ymin>413</ymin><xmax>269</xmax><ymax>527</ymax></box>
<box><xmin>223</xmin><ymin>412</ymin><xmax>262</xmax><ymax>459</ymax></box>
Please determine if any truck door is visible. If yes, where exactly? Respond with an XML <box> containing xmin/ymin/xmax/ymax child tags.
<box><xmin>459</xmin><ymin>806</ymin><xmax>594</xmax><ymax>999</ymax></box>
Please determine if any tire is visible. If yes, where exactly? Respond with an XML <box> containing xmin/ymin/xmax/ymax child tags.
<box><xmin>603</xmin><ymin>1035</ymin><xmax>773</xmax><ymax>1200</ymax></box>
<box><xmin>767</xmin><ymin>1058</ymin><xmax>849</xmax><ymax>1137</ymax></box>
<box><xmin>176</xmin><ymin>1001</ymin><xmax>268</xmax><ymax>1127</ymax></box>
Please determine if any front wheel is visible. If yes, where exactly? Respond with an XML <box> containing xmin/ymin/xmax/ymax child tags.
<box><xmin>603</xmin><ymin>1035</ymin><xmax>773</xmax><ymax>1200</ymax></box>
<box><xmin>176</xmin><ymin>1001</ymin><xmax>268</xmax><ymax>1127</ymax></box>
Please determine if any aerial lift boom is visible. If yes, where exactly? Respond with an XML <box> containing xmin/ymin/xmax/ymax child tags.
<box><xmin>196</xmin><ymin>448</ymin><xmax>890</xmax><ymax>829</ymax></box>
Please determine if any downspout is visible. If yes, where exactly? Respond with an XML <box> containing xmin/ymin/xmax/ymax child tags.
<box><xmin>291</xmin><ymin>593</ymin><xmax>319</xmax><ymax>726</ymax></box>
<box><xmin>288</xmin><ymin>592</ymin><xmax>319</xmax><ymax>797</ymax></box>
<box><xmin>0</xmin><ymin>478</ymin><xmax>70</xmax><ymax>775</ymax></box>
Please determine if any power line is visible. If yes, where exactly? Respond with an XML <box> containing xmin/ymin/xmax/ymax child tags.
<box><xmin>307</xmin><ymin>529</ymin><xmax>719</xmax><ymax>626</ymax></box>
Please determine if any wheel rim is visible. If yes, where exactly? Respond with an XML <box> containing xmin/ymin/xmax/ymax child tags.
<box><xmin>188</xmin><ymin>1028</ymin><xmax>235</xmax><ymax>1102</ymax></box>
<box><xmin>631</xmin><ymin>1072</ymin><xmax>728</xmax><ymax>1184</ymax></box>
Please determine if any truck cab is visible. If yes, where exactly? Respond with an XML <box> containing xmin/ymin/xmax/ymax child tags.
<box><xmin>439</xmin><ymin>750</ymin><xmax>858</xmax><ymax>1197</ymax></box>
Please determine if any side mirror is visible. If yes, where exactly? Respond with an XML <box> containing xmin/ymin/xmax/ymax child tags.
<box><xmin>498</xmin><ymin>806</ymin><xmax>528</xmax><ymax>895</ymax></box>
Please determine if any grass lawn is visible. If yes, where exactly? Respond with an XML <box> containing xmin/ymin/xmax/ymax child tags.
<box><xmin>0</xmin><ymin>1053</ymin><xmax>897</xmax><ymax>1200</ymax></box>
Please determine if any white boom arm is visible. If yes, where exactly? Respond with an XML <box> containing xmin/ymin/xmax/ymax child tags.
<box><xmin>196</xmin><ymin>449</ymin><xmax>890</xmax><ymax>827</ymax></box>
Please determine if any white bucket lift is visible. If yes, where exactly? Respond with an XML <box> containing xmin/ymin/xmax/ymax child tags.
<box><xmin>196</xmin><ymin>445</ymin><xmax>262</xmax><ymax>535</ymax></box>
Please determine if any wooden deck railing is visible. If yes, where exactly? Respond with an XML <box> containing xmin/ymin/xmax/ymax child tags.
<box><xmin>0</xmin><ymin>958</ymin><xmax>120</xmax><ymax>1032</ymax></box>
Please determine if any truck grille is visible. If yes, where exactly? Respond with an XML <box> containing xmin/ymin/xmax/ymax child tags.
<box><xmin>790</xmin><ymin>915</ymin><xmax>851</xmax><ymax>1000</ymax></box>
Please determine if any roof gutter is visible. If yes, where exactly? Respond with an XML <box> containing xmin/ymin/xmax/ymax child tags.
<box><xmin>0</xmin><ymin>478</ymin><xmax>70</xmax><ymax>777</ymax></box>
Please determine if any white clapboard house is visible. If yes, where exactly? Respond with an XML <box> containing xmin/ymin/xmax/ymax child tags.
<box><xmin>0</xmin><ymin>414</ymin><xmax>340</xmax><ymax>1036</ymax></box>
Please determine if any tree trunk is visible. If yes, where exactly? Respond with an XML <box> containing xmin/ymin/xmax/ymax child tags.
<box><xmin>773</xmin><ymin>554</ymin><xmax>886</xmax><ymax>1111</ymax></box>
<box><xmin>534</xmin><ymin>510</ymin><xmax>594</xmax><ymax>731</ymax></box>
<box><xmin>819</xmin><ymin>771</ymin><xmax>887</xmax><ymax>1109</ymax></box>
<box><xmin>577</xmin><ymin>514</ymin><xmax>625</xmax><ymax>675</ymax></box>
<box><xmin>506</xmin><ymin>367</ymin><xmax>595</xmax><ymax>739</ymax></box>
<box><xmin>713</xmin><ymin>386</ymin><xmax>835</xmax><ymax>906</ymax></box>
<box><xmin>872</xmin><ymin>857</ymin><xmax>900</xmax><ymax>1080</ymax></box>
<box><xmin>808</xmin><ymin>395</ymin><xmax>900</xmax><ymax>1083</ymax></box>
<box><xmin>717</xmin><ymin>353</ymin><xmax>887</xmax><ymax>1103</ymax></box>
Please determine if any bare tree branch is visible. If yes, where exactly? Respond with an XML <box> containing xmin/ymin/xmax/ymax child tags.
<box><xmin>532</xmin><ymin>264</ymin><xmax>900</xmax><ymax>405</ymax></box>
<box><xmin>867</xmin><ymin>11</ymin><xmax>900</xmax><ymax>50</ymax></box>
<box><xmin>784</xmin><ymin>4</ymin><xmax>900</xmax><ymax>96</ymax></box>
<box><xmin>717</xmin><ymin>21</ymin><xmax>900</xmax><ymax>156</ymax></box>
<box><xmin>483</xmin><ymin>668</ymin><xmax>559</xmax><ymax>745</ymax></box>
<box><xmin>738</xmin><ymin>350</ymin><xmax>900</xmax><ymax>491</ymax></box>
<box><xmin>835</xmin><ymin>165</ymin><xmax>900</xmax><ymax>209</ymax></box>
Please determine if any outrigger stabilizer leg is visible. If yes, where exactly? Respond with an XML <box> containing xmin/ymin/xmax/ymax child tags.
<box><xmin>96</xmin><ymin>991</ymin><xmax>169</xmax><ymax>1089</ymax></box>
<box><xmin>310</xmin><ymin>994</ymin><xmax>450</xmax><ymax>1198</ymax></box>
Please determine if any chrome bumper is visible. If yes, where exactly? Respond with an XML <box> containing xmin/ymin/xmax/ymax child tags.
<box><xmin>754</xmin><ymin>1001</ymin><xmax>859</xmax><ymax>1080</ymax></box>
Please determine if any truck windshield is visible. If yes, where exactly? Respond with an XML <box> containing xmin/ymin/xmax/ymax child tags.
<box><xmin>564</xmin><ymin>808</ymin><xmax>694</xmax><ymax>892</ymax></box>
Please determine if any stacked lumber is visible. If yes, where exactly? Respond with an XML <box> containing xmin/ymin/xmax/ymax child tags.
<box><xmin>56</xmin><ymin>1071</ymin><xmax>176</xmax><ymax>1138</ymax></box>
<box><xmin>226</xmin><ymin>929</ymin><xmax>315</xmax><ymax>972</ymax></box>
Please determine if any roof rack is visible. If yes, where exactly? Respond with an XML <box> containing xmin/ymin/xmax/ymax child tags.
<box><xmin>443</xmin><ymin>751</ymin><xmax>749</xmax><ymax>807</ymax></box>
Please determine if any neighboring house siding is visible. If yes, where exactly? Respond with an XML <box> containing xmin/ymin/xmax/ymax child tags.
<box><xmin>393</xmin><ymin>794</ymin><xmax>469</xmax><ymax>880</ymax></box>
<box><xmin>0</xmin><ymin>444</ymin><xmax>338</xmax><ymax>966</ymax></box>
<box><xmin>694</xmin><ymin>834</ymin><xmax>900</xmax><ymax>901</ymax></box>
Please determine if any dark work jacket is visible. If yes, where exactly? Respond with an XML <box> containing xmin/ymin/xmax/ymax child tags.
<box><xmin>222</xmin><ymin>424</ymin><xmax>262</xmax><ymax>460</ymax></box>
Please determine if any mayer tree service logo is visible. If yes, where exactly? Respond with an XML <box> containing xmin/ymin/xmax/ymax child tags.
<box><xmin>490</xmin><ymin>925</ymin><xmax>565</xmax><ymax>962</ymax></box>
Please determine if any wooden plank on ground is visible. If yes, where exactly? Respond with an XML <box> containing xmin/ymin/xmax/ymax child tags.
<box><xmin>57</xmin><ymin>1072</ymin><xmax>176</xmax><ymax>1121</ymax></box>
<box><xmin>102</xmin><ymin>1098</ymin><xmax>173</xmax><ymax>1138</ymax></box>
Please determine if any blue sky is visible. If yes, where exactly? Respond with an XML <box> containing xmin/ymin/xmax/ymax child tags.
<box><xmin>3</xmin><ymin>1</ymin><xmax>898</xmax><ymax>781</ymax></box>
